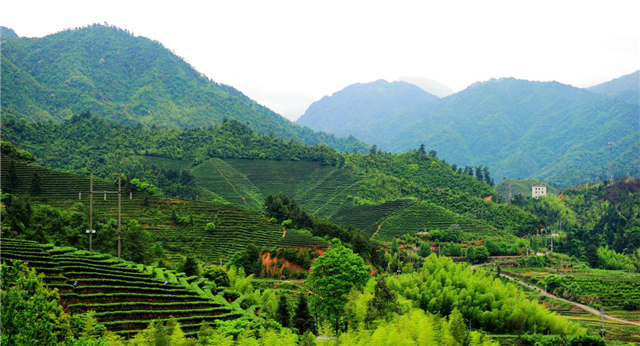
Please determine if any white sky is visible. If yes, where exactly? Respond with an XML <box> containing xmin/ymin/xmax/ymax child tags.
<box><xmin>2</xmin><ymin>0</ymin><xmax>639</xmax><ymax>121</ymax></box>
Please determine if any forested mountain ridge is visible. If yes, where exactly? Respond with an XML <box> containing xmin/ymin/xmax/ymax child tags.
<box><xmin>2</xmin><ymin>114</ymin><xmax>539</xmax><ymax>236</ymax></box>
<box><xmin>0</xmin><ymin>24</ymin><xmax>366</xmax><ymax>152</ymax></box>
<box><xmin>300</xmin><ymin>77</ymin><xmax>639</xmax><ymax>187</ymax></box>
<box><xmin>588</xmin><ymin>70</ymin><xmax>639</xmax><ymax>106</ymax></box>
<box><xmin>296</xmin><ymin>79</ymin><xmax>439</xmax><ymax>145</ymax></box>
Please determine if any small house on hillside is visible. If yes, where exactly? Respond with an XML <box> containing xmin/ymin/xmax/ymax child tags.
<box><xmin>532</xmin><ymin>184</ymin><xmax>547</xmax><ymax>199</ymax></box>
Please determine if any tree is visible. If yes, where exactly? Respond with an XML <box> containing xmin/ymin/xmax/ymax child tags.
<box><xmin>448</xmin><ymin>309</ymin><xmax>469</xmax><ymax>345</ymax></box>
<box><xmin>121</xmin><ymin>220</ymin><xmax>152</xmax><ymax>264</ymax></box>
<box><xmin>370</xmin><ymin>145</ymin><xmax>378</xmax><ymax>155</ymax></box>
<box><xmin>30</xmin><ymin>170</ymin><xmax>42</xmax><ymax>195</ymax></box>
<box><xmin>475</xmin><ymin>166</ymin><xmax>484</xmax><ymax>182</ymax></box>
<box><xmin>293</xmin><ymin>294</ymin><xmax>315</xmax><ymax>335</ymax></box>
<box><xmin>482</xmin><ymin>166</ymin><xmax>494</xmax><ymax>187</ymax></box>
<box><xmin>205</xmin><ymin>222</ymin><xmax>216</xmax><ymax>232</ymax></box>
<box><xmin>307</xmin><ymin>245</ymin><xmax>370</xmax><ymax>335</ymax></box>
<box><xmin>474</xmin><ymin>245</ymin><xmax>490</xmax><ymax>263</ymax></box>
<box><xmin>203</xmin><ymin>265</ymin><xmax>230</xmax><ymax>288</ymax></box>
<box><xmin>365</xmin><ymin>276</ymin><xmax>398</xmax><ymax>324</ymax></box>
<box><xmin>4</xmin><ymin>160</ymin><xmax>20</xmax><ymax>193</ymax></box>
<box><xmin>466</xmin><ymin>245</ymin><xmax>476</xmax><ymax>263</ymax></box>
<box><xmin>418</xmin><ymin>144</ymin><xmax>426</xmax><ymax>155</ymax></box>
<box><xmin>1</xmin><ymin>260</ymin><xmax>72</xmax><ymax>345</ymax></box>
<box><xmin>276</xmin><ymin>294</ymin><xmax>292</xmax><ymax>328</ymax></box>
<box><xmin>181</xmin><ymin>255</ymin><xmax>199</xmax><ymax>276</ymax></box>
<box><xmin>428</xmin><ymin>150</ymin><xmax>437</xmax><ymax>158</ymax></box>
<box><xmin>418</xmin><ymin>242</ymin><xmax>431</xmax><ymax>257</ymax></box>
<box><xmin>390</xmin><ymin>238</ymin><xmax>399</xmax><ymax>254</ymax></box>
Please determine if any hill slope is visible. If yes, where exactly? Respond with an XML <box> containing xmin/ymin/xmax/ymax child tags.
<box><xmin>588</xmin><ymin>70</ymin><xmax>639</xmax><ymax>105</ymax></box>
<box><xmin>0</xmin><ymin>155</ymin><xmax>325</xmax><ymax>263</ymax></box>
<box><xmin>0</xmin><ymin>24</ymin><xmax>366</xmax><ymax>152</ymax></box>
<box><xmin>1</xmin><ymin>238</ymin><xmax>254</xmax><ymax>337</ymax></box>
<box><xmin>2</xmin><ymin>114</ymin><xmax>539</xmax><ymax>238</ymax></box>
<box><xmin>297</xmin><ymin>79</ymin><xmax>438</xmax><ymax>146</ymax></box>
<box><xmin>300</xmin><ymin>77</ymin><xmax>639</xmax><ymax>187</ymax></box>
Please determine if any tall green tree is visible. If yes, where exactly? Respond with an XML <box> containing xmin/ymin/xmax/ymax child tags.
<box><xmin>276</xmin><ymin>294</ymin><xmax>292</xmax><ymax>328</ymax></box>
<box><xmin>30</xmin><ymin>170</ymin><xmax>42</xmax><ymax>195</ymax></box>
<box><xmin>307</xmin><ymin>245</ymin><xmax>370</xmax><ymax>334</ymax></box>
<box><xmin>293</xmin><ymin>294</ymin><xmax>315</xmax><ymax>335</ymax></box>
<box><xmin>4</xmin><ymin>160</ymin><xmax>20</xmax><ymax>193</ymax></box>
<box><xmin>365</xmin><ymin>276</ymin><xmax>398</xmax><ymax>324</ymax></box>
<box><xmin>181</xmin><ymin>255</ymin><xmax>199</xmax><ymax>277</ymax></box>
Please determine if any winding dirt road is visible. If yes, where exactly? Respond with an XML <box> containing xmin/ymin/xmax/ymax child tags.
<box><xmin>498</xmin><ymin>272</ymin><xmax>640</xmax><ymax>327</ymax></box>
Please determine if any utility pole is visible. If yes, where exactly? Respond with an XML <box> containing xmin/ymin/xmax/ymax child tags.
<box><xmin>87</xmin><ymin>174</ymin><xmax>95</xmax><ymax>251</ymax></box>
<box><xmin>600</xmin><ymin>306</ymin><xmax>606</xmax><ymax>340</ymax></box>
<box><xmin>607</xmin><ymin>142</ymin><xmax>614</xmax><ymax>183</ymax></box>
<box><xmin>118</xmin><ymin>174</ymin><xmax>122</xmax><ymax>260</ymax></box>
<box><xmin>81</xmin><ymin>173</ymin><xmax>128</xmax><ymax>256</ymax></box>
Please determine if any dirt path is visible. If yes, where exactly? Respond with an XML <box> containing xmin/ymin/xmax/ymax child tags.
<box><xmin>496</xmin><ymin>271</ymin><xmax>640</xmax><ymax>327</ymax></box>
<box><xmin>371</xmin><ymin>223</ymin><xmax>382</xmax><ymax>239</ymax></box>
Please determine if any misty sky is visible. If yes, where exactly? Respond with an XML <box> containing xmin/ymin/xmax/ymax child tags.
<box><xmin>2</xmin><ymin>0</ymin><xmax>639</xmax><ymax>121</ymax></box>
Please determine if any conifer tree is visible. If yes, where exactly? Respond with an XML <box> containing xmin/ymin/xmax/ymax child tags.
<box><xmin>293</xmin><ymin>294</ymin><xmax>315</xmax><ymax>334</ymax></box>
<box><xmin>30</xmin><ymin>170</ymin><xmax>42</xmax><ymax>195</ymax></box>
<box><xmin>276</xmin><ymin>294</ymin><xmax>292</xmax><ymax>328</ymax></box>
<box><xmin>4</xmin><ymin>161</ymin><xmax>19</xmax><ymax>193</ymax></box>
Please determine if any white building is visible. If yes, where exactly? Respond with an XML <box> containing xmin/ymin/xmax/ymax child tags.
<box><xmin>532</xmin><ymin>184</ymin><xmax>547</xmax><ymax>199</ymax></box>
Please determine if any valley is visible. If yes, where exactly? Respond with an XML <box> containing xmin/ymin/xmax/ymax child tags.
<box><xmin>1</xmin><ymin>17</ymin><xmax>638</xmax><ymax>346</ymax></box>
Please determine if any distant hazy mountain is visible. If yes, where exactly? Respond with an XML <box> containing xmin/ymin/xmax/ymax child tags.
<box><xmin>296</xmin><ymin>80</ymin><xmax>438</xmax><ymax>146</ymax></box>
<box><xmin>588</xmin><ymin>70</ymin><xmax>639</xmax><ymax>105</ymax></box>
<box><xmin>0</xmin><ymin>26</ymin><xmax>18</xmax><ymax>39</ymax></box>
<box><xmin>300</xmin><ymin>76</ymin><xmax>639</xmax><ymax>187</ymax></box>
<box><xmin>0</xmin><ymin>24</ymin><xmax>367</xmax><ymax>152</ymax></box>
<box><xmin>397</xmin><ymin>76</ymin><xmax>454</xmax><ymax>97</ymax></box>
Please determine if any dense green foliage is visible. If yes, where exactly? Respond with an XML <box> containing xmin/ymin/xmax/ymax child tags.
<box><xmin>323</xmin><ymin>309</ymin><xmax>498</xmax><ymax>346</ymax></box>
<box><xmin>307</xmin><ymin>245</ymin><xmax>371</xmax><ymax>334</ymax></box>
<box><xmin>387</xmin><ymin>255</ymin><xmax>584</xmax><ymax>335</ymax></box>
<box><xmin>263</xmin><ymin>194</ymin><xmax>383</xmax><ymax>266</ymax></box>
<box><xmin>517</xmin><ymin>178</ymin><xmax>640</xmax><ymax>267</ymax></box>
<box><xmin>0</xmin><ymin>24</ymin><xmax>366</xmax><ymax>152</ymax></box>
<box><xmin>297</xmin><ymin>79</ymin><xmax>438</xmax><ymax>146</ymax></box>
<box><xmin>299</xmin><ymin>77</ymin><xmax>640</xmax><ymax>187</ymax></box>
<box><xmin>1</xmin><ymin>260</ymin><xmax>72</xmax><ymax>345</ymax></box>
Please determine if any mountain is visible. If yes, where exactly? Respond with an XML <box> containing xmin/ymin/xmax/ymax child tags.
<box><xmin>0</xmin><ymin>26</ymin><xmax>18</xmax><ymax>39</ymax></box>
<box><xmin>0</xmin><ymin>24</ymin><xmax>366</xmax><ymax>152</ymax></box>
<box><xmin>299</xmin><ymin>77</ymin><xmax>639</xmax><ymax>187</ymax></box>
<box><xmin>296</xmin><ymin>79</ymin><xmax>439</xmax><ymax>146</ymax></box>
<box><xmin>588</xmin><ymin>70</ymin><xmax>639</xmax><ymax>105</ymax></box>
<box><xmin>397</xmin><ymin>76</ymin><xmax>454</xmax><ymax>97</ymax></box>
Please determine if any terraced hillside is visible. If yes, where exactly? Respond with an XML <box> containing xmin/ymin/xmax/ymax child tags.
<box><xmin>332</xmin><ymin>199</ymin><xmax>507</xmax><ymax>240</ymax></box>
<box><xmin>136</xmin><ymin>157</ymin><xmax>505</xmax><ymax>241</ymax></box>
<box><xmin>1</xmin><ymin>157</ymin><xmax>325</xmax><ymax>263</ymax></box>
<box><xmin>372</xmin><ymin>201</ymin><xmax>507</xmax><ymax>240</ymax></box>
<box><xmin>189</xmin><ymin>158</ymin><xmax>362</xmax><ymax>218</ymax></box>
<box><xmin>1</xmin><ymin>238</ymin><xmax>252</xmax><ymax>337</ymax></box>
